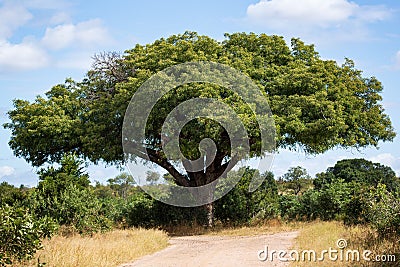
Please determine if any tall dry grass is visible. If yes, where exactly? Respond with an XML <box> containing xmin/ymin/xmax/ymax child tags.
<box><xmin>345</xmin><ymin>225</ymin><xmax>399</xmax><ymax>267</ymax></box>
<box><xmin>291</xmin><ymin>221</ymin><xmax>399</xmax><ymax>267</ymax></box>
<box><xmin>291</xmin><ymin>221</ymin><xmax>348</xmax><ymax>266</ymax></box>
<box><xmin>16</xmin><ymin>228</ymin><xmax>168</xmax><ymax>267</ymax></box>
<box><xmin>163</xmin><ymin>218</ymin><xmax>306</xmax><ymax>237</ymax></box>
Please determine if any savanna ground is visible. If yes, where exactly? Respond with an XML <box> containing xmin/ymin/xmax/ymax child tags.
<box><xmin>17</xmin><ymin>220</ymin><xmax>398</xmax><ymax>267</ymax></box>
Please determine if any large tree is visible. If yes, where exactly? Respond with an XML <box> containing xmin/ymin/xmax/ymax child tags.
<box><xmin>4</xmin><ymin>32</ymin><xmax>395</xmax><ymax>224</ymax></box>
<box><xmin>314</xmin><ymin>158</ymin><xmax>400</xmax><ymax>192</ymax></box>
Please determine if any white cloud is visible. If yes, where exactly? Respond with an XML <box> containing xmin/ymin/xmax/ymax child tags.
<box><xmin>0</xmin><ymin>0</ymin><xmax>112</xmax><ymax>72</ymax></box>
<box><xmin>0</xmin><ymin>40</ymin><xmax>49</xmax><ymax>72</ymax></box>
<box><xmin>246</xmin><ymin>0</ymin><xmax>391</xmax><ymax>43</ymax></box>
<box><xmin>0</xmin><ymin>165</ymin><xmax>15</xmax><ymax>178</ymax></box>
<box><xmin>0</xmin><ymin>2</ymin><xmax>32</xmax><ymax>39</ymax></box>
<box><xmin>247</xmin><ymin>0</ymin><xmax>390</xmax><ymax>27</ymax></box>
<box><xmin>49</xmin><ymin>11</ymin><xmax>71</xmax><ymax>25</ymax></box>
<box><xmin>247</xmin><ymin>0</ymin><xmax>356</xmax><ymax>27</ymax></box>
<box><xmin>42</xmin><ymin>19</ymin><xmax>110</xmax><ymax>50</ymax></box>
<box><xmin>55</xmin><ymin>51</ymin><xmax>95</xmax><ymax>70</ymax></box>
<box><xmin>368</xmin><ymin>153</ymin><xmax>400</xmax><ymax>175</ymax></box>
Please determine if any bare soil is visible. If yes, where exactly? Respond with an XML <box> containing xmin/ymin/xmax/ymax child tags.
<box><xmin>121</xmin><ymin>231</ymin><xmax>299</xmax><ymax>267</ymax></box>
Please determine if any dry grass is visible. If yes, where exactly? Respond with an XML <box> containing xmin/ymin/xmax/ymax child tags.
<box><xmin>291</xmin><ymin>221</ymin><xmax>348</xmax><ymax>266</ymax></box>
<box><xmin>344</xmin><ymin>225</ymin><xmax>399</xmax><ymax>267</ymax></box>
<box><xmin>291</xmin><ymin>221</ymin><xmax>399</xmax><ymax>267</ymax></box>
<box><xmin>163</xmin><ymin>218</ymin><xmax>307</xmax><ymax>237</ymax></box>
<box><xmin>17</xmin><ymin>228</ymin><xmax>169</xmax><ymax>267</ymax></box>
<box><xmin>206</xmin><ymin>219</ymin><xmax>305</xmax><ymax>236</ymax></box>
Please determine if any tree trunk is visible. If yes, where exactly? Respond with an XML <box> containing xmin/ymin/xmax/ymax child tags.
<box><xmin>205</xmin><ymin>202</ymin><xmax>214</xmax><ymax>227</ymax></box>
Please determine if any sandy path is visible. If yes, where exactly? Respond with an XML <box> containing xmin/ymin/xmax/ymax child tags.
<box><xmin>121</xmin><ymin>231</ymin><xmax>299</xmax><ymax>267</ymax></box>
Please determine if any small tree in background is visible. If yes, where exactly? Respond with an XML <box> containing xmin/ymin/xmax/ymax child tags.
<box><xmin>37</xmin><ymin>153</ymin><xmax>90</xmax><ymax>199</ymax></box>
<box><xmin>146</xmin><ymin>171</ymin><xmax>161</xmax><ymax>185</ymax></box>
<box><xmin>279</xmin><ymin>166</ymin><xmax>312</xmax><ymax>195</ymax></box>
<box><xmin>29</xmin><ymin>153</ymin><xmax>111</xmax><ymax>234</ymax></box>
<box><xmin>107</xmin><ymin>172</ymin><xmax>135</xmax><ymax>199</ymax></box>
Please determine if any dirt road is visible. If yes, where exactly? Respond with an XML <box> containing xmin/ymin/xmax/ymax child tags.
<box><xmin>121</xmin><ymin>231</ymin><xmax>299</xmax><ymax>267</ymax></box>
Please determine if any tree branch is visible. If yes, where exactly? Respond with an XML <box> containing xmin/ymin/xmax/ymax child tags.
<box><xmin>123</xmin><ymin>140</ymin><xmax>190</xmax><ymax>187</ymax></box>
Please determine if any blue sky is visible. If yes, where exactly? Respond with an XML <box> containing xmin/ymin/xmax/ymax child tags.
<box><xmin>0</xmin><ymin>0</ymin><xmax>399</xmax><ymax>186</ymax></box>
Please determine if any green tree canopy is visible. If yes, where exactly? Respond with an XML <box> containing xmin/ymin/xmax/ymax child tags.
<box><xmin>4</xmin><ymin>32</ymin><xmax>395</xmax><ymax>191</ymax></box>
<box><xmin>280</xmin><ymin>166</ymin><xmax>312</xmax><ymax>195</ymax></box>
<box><xmin>36</xmin><ymin>153</ymin><xmax>90</xmax><ymax>199</ymax></box>
<box><xmin>314</xmin><ymin>158</ymin><xmax>399</xmax><ymax>192</ymax></box>
<box><xmin>107</xmin><ymin>172</ymin><xmax>136</xmax><ymax>198</ymax></box>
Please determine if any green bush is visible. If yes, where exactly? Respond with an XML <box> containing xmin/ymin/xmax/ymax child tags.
<box><xmin>365</xmin><ymin>184</ymin><xmax>400</xmax><ymax>237</ymax></box>
<box><xmin>0</xmin><ymin>182</ymin><xmax>28</xmax><ymax>208</ymax></box>
<box><xmin>123</xmin><ymin>191</ymin><xmax>156</xmax><ymax>227</ymax></box>
<box><xmin>314</xmin><ymin>179</ymin><xmax>351</xmax><ymax>220</ymax></box>
<box><xmin>29</xmin><ymin>185</ymin><xmax>112</xmax><ymax>235</ymax></box>
<box><xmin>279</xmin><ymin>179</ymin><xmax>352</xmax><ymax>221</ymax></box>
<box><xmin>0</xmin><ymin>205</ymin><xmax>56</xmax><ymax>266</ymax></box>
<box><xmin>278</xmin><ymin>194</ymin><xmax>302</xmax><ymax>219</ymax></box>
<box><xmin>119</xmin><ymin>190</ymin><xmax>205</xmax><ymax>227</ymax></box>
<box><xmin>214</xmin><ymin>168</ymin><xmax>280</xmax><ymax>223</ymax></box>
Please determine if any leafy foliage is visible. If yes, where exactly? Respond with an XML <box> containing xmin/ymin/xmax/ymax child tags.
<box><xmin>279</xmin><ymin>166</ymin><xmax>312</xmax><ymax>195</ymax></box>
<box><xmin>36</xmin><ymin>153</ymin><xmax>90</xmax><ymax>199</ymax></box>
<box><xmin>279</xmin><ymin>159</ymin><xmax>400</xmax><ymax>226</ymax></box>
<box><xmin>0</xmin><ymin>182</ymin><xmax>27</xmax><ymax>207</ymax></box>
<box><xmin>214</xmin><ymin>168</ymin><xmax>280</xmax><ymax>223</ymax></box>
<box><xmin>29</xmin><ymin>154</ymin><xmax>111</xmax><ymax>234</ymax></box>
<box><xmin>0</xmin><ymin>205</ymin><xmax>56</xmax><ymax>266</ymax></box>
<box><xmin>314</xmin><ymin>158</ymin><xmax>399</xmax><ymax>192</ymax></box>
<box><xmin>365</xmin><ymin>184</ymin><xmax>400</xmax><ymax>236</ymax></box>
<box><xmin>3</xmin><ymin>32</ymin><xmax>395</xmax><ymax>187</ymax></box>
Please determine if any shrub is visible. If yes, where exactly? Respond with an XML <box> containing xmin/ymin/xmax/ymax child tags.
<box><xmin>0</xmin><ymin>205</ymin><xmax>56</xmax><ymax>266</ymax></box>
<box><xmin>123</xmin><ymin>191</ymin><xmax>156</xmax><ymax>227</ymax></box>
<box><xmin>365</xmin><ymin>184</ymin><xmax>400</xmax><ymax>237</ymax></box>
<box><xmin>0</xmin><ymin>182</ymin><xmax>28</xmax><ymax>208</ymax></box>
<box><xmin>278</xmin><ymin>194</ymin><xmax>302</xmax><ymax>220</ymax></box>
<box><xmin>29</xmin><ymin>185</ymin><xmax>112</xmax><ymax>235</ymax></box>
<box><xmin>215</xmin><ymin>168</ymin><xmax>280</xmax><ymax>223</ymax></box>
<box><xmin>314</xmin><ymin>179</ymin><xmax>351</xmax><ymax>220</ymax></box>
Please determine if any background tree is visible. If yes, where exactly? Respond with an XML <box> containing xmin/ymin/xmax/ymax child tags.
<box><xmin>146</xmin><ymin>171</ymin><xmax>160</xmax><ymax>185</ymax></box>
<box><xmin>314</xmin><ymin>158</ymin><xmax>400</xmax><ymax>193</ymax></box>
<box><xmin>279</xmin><ymin>166</ymin><xmax>312</xmax><ymax>195</ymax></box>
<box><xmin>107</xmin><ymin>172</ymin><xmax>136</xmax><ymax>199</ymax></box>
<box><xmin>0</xmin><ymin>182</ymin><xmax>28</xmax><ymax>207</ymax></box>
<box><xmin>4</xmin><ymin>32</ymin><xmax>395</xmax><ymax>225</ymax></box>
<box><xmin>36</xmin><ymin>153</ymin><xmax>90</xmax><ymax>199</ymax></box>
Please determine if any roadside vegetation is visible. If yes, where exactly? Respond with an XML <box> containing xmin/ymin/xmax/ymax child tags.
<box><xmin>292</xmin><ymin>221</ymin><xmax>399</xmax><ymax>266</ymax></box>
<box><xmin>0</xmin><ymin>155</ymin><xmax>398</xmax><ymax>266</ymax></box>
<box><xmin>15</xmin><ymin>228</ymin><xmax>168</xmax><ymax>267</ymax></box>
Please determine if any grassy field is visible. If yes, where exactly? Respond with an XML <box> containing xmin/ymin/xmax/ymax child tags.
<box><xmin>163</xmin><ymin>218</ymin><xmax>306</xmax><ymax>236</ymax></box>
<box><xmin>291</xmin><ymin>221</ymin><xmax>399</xmax><ymax>266</ymax></box>
<box><xmin>17</xmin><ymin>228</ymin><xmax>169</xmax><ymax>267</ymax></box>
